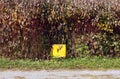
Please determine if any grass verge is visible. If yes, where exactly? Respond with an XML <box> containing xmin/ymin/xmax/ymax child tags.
<box><xmin>0</xmin><ymin>56</ymin><xmax>120</xmax><ymax>70</ymax></box>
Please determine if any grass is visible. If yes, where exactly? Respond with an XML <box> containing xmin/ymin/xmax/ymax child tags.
<box><xmin>0</xmin><ymin>56</ymin><xmax>120</xmax><ymax>70</ymax></box>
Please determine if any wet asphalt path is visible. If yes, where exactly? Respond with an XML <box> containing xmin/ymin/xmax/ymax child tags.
<box><xmin>0</xmin><ymin>70</ymin><xmax>120</xmax><ymax>79</ymax></box>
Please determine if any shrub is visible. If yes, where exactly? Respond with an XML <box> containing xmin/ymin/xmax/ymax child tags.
<box><xmin>0</xmin><ymin>0</ymin><xmax>119</xmax><ymax>59</ymax></box>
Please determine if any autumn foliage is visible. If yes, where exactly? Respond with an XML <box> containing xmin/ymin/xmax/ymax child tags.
<box><xmin>0</xmin><ymin>0</ymin><xmax>120</xmax><ymax>59</ymax></box>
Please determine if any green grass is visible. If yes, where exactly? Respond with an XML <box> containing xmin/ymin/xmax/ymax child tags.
<box><xmin>0</xmin><ymin>56</ymin><xmax>120</xmax><ymax>70</ymax></box>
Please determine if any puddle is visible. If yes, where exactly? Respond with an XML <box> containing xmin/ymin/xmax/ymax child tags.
<box><xmin>14</xmin><ymin>76</ymin><xmax>25</xmax><ymax>79</ymax></box>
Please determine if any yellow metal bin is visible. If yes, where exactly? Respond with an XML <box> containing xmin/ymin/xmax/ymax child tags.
<box><xmin>51</xmin><ymin>44</ymin><xmax>66</xmax><ymax>58</ymax></box>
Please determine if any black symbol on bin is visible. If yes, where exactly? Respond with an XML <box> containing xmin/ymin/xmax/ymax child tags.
<box><xmin>57</xmin><ymin>46</ymin><xmax>63</xmax><ymax>53</ymax></box>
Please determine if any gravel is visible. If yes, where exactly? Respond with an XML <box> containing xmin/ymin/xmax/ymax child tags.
<box><xmin>0</xmin><ymin>70</ymin><xmax>120</xmax><ymax>79</ymax></box>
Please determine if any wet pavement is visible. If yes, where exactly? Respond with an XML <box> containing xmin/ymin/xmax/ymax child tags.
<box><xmin>0</xmin><ymin>70</ymin><xmax>120</xmax><ymax>79</ymax></box>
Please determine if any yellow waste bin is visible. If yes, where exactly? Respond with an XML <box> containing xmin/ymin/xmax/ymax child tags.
<box><xmin>51</xmin><ymin>44</ymin><xmax>66</xmax><ymax>58</ymax></box>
